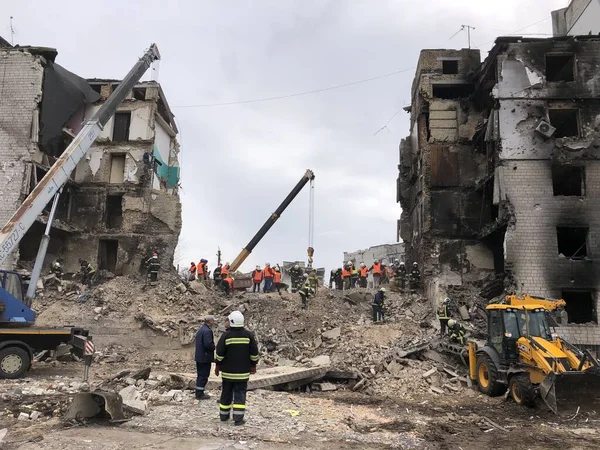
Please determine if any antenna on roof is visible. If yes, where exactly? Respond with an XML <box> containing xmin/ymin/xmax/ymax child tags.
<box><xmin>9</xmin><ymin>16</ymin><xmax>15</xmax><ymax>45</ymax></box>
<box><xmin>450</xmin><ymin>24</ymin><xmax>476</xmax><ymax>49</ymax></box>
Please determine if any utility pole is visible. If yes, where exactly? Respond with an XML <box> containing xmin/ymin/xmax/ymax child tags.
<box><xmin>216</xmin><ymin>247</ymin><xmax>221</xmax><ymax>265</ymax></box>
<box><xmin>10</xmin><ymin>16</ymin><xmax>15</xmax><ymax>45</ymax></box>
<box><xmin>461</xmin><ymin>24</ymin><xmax>475</xmax><ymax>49</ymax></box>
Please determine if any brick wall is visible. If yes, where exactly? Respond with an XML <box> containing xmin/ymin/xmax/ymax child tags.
<box><xmin>501</xmin><ymin>159</ymin><xmax>600</xmax><ymax>345</ymax></box>
<box><xmin>0</xmin><ymin>51</ymin><xmax>44</xmax><ymax>268</ymax></box>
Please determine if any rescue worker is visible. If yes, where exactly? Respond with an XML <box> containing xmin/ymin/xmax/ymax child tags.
<box><xmin>396</xmin><ymin>262</ymin><xmax>407</xmax><ymax>289</ymax></box>
<box><xmin>369</xmin><ymin>260</ymin><xmax>382</xmax><ymax>288</ymax></box>
<box><xmin>194</xmin><ymin>315</ymin><xmax>215</xmax><ymax>400</ymax></box>
<box><xmin>221</xmin><ymin>262</ymin><xmax>231</xmax><ymax>279</ymax></box>
<box><xmin>359</xmin><ymin>263</ymin><xmax>369</xmax><ymax>288</ymax></box>
<box><xmin>221</xmin><ymin>274</ymin><xmax>234</xmax><ymax>296</ymax></box>
<box><xmin>410</xmin><ymin>262</ymin><xmax>421</xmax><ymax>289</ymax></box>
<box><xmin>448</xmin><ymin>319</ymin><xmax>466</xmax><ymax>344</ymax></box>
<box><xmin>341</xmin><ymin>263</ymin><xmax>352</xmax><ymax>290</ymax></box>
<box><xmin>298</xmin><ymin>275</ymin><xmax>315</xmax><ymax>310</ymax></box>
<box><xmin>273</xmin><ymin>266</ymin><xmax>283</xmax><ymax>293</ymax></box>
<box><xmin>372</xmin><ymin>287</ymin><xmax>386</xmax><ymax>323</ymax></box>
<box><xmin>145</xmin><ymin>252</ymin><xmax>161</xmax><ymax>284</ymax></box>
<box><xmin>78</xmin><ymin>259</ymin><xmax>96</xmax><ymax>288</ymax></box>
<box><xmin>381</xmin><ymin>263</ymin><xmax>390</xmax><ymax>285</ymax></box>
<box><xmin>308</xmin><ymin>269</ymin><xmax>319</xmax><ymax>294</ymax></box>
<box><xmin>350</xmin><ymin>264</ymin><xmax>359</xmax><ymax>288</ymax></box>
<box><xmin>213</xmin><ymin>263</ymin><xmax>223</xmax><ymax>285</ymax></box>
<box><xmin>329</xmin><ymin>269</ymin><xmax>335</xmax><ymax>289</ymax></box>
<box><xmin>198</xmin><ymin>259</ymin><xmax>208</xmax><ymax>282</ymax></box>
<box><xmin>335</xmin><ymin>268</ymin><xmax>343</xmax><ymax>290</ymax></box>
<box><xmin>251</xmin><ymin>265</ymin><xmax>263</xmax><ymax>293</ymax></box>
<box><xmin>189</xmin><ymin>262</ymin><xmax>197</xmax><ymax>281</ymax></box>
<box><xmin>289</xmin><ymin>264</ymin><xmax>303</xmax><ymax>293</ymax></box>
<box><xmin>51</xmin><ymin>258</ymin><xmax>64</xmax><ymax>279</ymax></box>
<box><xmin>262</xmin><ymin>263</ymin><xmax>274</xmax><ymax>293</ymax></box>
<box><xmin>215</xmin><ymin>311</ymin><xmax>259</xmax><ymax>426</ymax></box>
<box><xmin>438</xmin><ymin>298</ymin><xmax>451</xmax><ymax>337</ymax></box>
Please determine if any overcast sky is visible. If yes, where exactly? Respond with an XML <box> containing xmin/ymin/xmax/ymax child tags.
<box><xmin>6</xmin><ymin>0</ymin><xmax>566</xmax><ymax>273</ymax></box>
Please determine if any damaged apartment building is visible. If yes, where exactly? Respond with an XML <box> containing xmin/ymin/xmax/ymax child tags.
<box><xmin>0</xmin><ymin>38</ymin><xmax>181</xmax><ymax>275</ymax></box>
<box><xmin>398</xmin><ymin>35</ymin><xmax>600</xmax><ymax>347</ymax></box>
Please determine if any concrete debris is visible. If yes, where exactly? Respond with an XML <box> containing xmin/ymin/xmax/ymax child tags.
<box><xmin>321</xmin><ymin>327</ymin><xmax>341</xmax><ymax>340</ymax></box>
<box><xmin>17</xmin><ymin>412</ymin><xmax>30</xmax><ymax>421</ymax></box>
<box><xmin>29</xmin><ymin>411</ymin><xmax>42</xmax><ymax>420</ymax></box>
<box><xmin>310</xmin><ymin>355</ymin><xmax>331</xmax><ymax>367</ymax></box>
<box><xmin>430</xmin><ymin>387</ymin><xmax>445</xmax><ymax>395</ymax></box>
<box><xmin>119</xmin><ymin>385</ymin><xmax>147</xmax><ymax>415</ymax></box>
<box><xmin>131</xmin><ymin>367</ymin><xmax>152</xmax><ymax>380</ymax></box>
<box><xmin>313</xmin><ymin>382</ymin><xmax>337</xmax><ymax>392</ymax></box>
<box><xmin>422</xmin><ymin>368</ymin><xmax>438</xmax><ymax>378</ymax></box>
<box><xmin>0</xmin><ymin>428</ymin><xmax>7</xmax><ymax>450</ymax></box>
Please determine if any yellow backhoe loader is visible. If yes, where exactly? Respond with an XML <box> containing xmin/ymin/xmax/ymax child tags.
<box><xmin>468</xmin><ymin>302</ymin><xmax>600</xmax><ymax>414</ymax></box>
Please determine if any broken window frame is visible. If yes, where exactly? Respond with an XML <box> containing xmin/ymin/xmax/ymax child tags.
<box><xmin>551</xmin><ymin>165</ymin><xmax>585</xmax><ymax>197</ymax></box>
<box><xmin>545</xmin><ymin>53</ymin><xmax>575</xmax><ymax>83</ymax></box>
<box><xmin>442</xmin><ymin>60</ymin><xmax>459</xmax><ymax>75</ymax></box>
<box><xmin>548</xmin><ymin>108</ymin><xmax>580</xmax><ymax>138</ymax></box>
<box><xmin>561</xmin><ymin>290</ymin><xmax>597</xmax><ymax>324</ymax></box>
<box><xmin>112</xmin><ymin>112</ymin><xmax>131</xmax><ymax>142</ymax></box>
<box><xmin>556</xmin><ymin>226</ymin><xmax>589</xmax><ymax>259</ymax></box>
<box><xmin>431</xmin><ymin>83</ymin><xmax>475</xmax><ymax>100</ymax></box>
<box><xmin>105</xmin><ymin>194</ymin><xmax>124</xmax><ymax>229</ymax></box>
<box><xmin>109</xmin><ymin>154</ymin><xmax>126</xmax><ymax>184</ymax></box>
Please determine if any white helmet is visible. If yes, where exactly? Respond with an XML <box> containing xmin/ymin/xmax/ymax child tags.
<box><xmin>256</xmin><ymin>265</ymin><xmax>261</xmax><ymax>270</ymax></box>
<box><xmin>379</xmin><ymin>287</ymin><xmax>387</xmax><ymax>292</ymax></box>
<box><xmin>400</xmin><ymin>262</ymin><xmax>405</xmax><ymax>266</ymax></box>
<box><xmin>374</xmin><ymin>259</ymin><xmax>379</xmax><ymax>264</ymax></box>
<box><xmin>228</xmin><ymin>311</ymin><xmax>244</xmax><ymax>328</ymax></box>
<box><xmin>413</xmin><ymin>262</ymin><xmax>418</xmax><ymax>266</ymax></box>
<box><xmin>394</xmin><ymin>259</ymin><xmax>399</xmax><ymax>264</ymax></box>
<box><xmin>360</xmin><ymin>262</ymin><xmax>366</xmax><ymax>267</ymax></box>
<box><xmin>294</xmin><ymin>264</ymin><xmax>299</xmax><ymax>269</ymax></box>
<box><xmin>225</xmin><ymin>262</ymin><xmax>230</xmax><ymax>265</ymax></box>
<box><xmin>266</xmin><ymin>263</ymin><xmax>270</xmax><ymax>266</ymax></box>
<box><xmin>448</xmin><ymin>319</ymin><xmax>456</xmax><ymax>327</ymax></box>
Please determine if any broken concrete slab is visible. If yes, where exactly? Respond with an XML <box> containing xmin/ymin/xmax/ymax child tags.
<box><xmin>29</xmin><ymin>411</ymin><xmax>41</xmax><ymax>420</ymax></box>
<box><xmin>17</xmin><ymin>412</ymin><xmax>29</xmax><ymax>421</ymax></box>
<box><xmin>322</xmin><ymin>327</ymin><xmax>341</xmax><ymax>340</ymax></box>
<box><xmin>396</xmin><ymin>342</ymin><xmax>430</xmax><ymax>358</ymax></box>
<box><xmin>352</xmin><ymin>378</ymin><xmax>367</xmax><ymax>391</ymax></box>
<box><xmin>314</xmin><ymin>382</ymin><xmax>337</xmax><ymax>392</ymax></box>
<box><xmin>119</xmin><ymin>385</ymin><xmax>147</xmax><ymax>415</ymax></box>
<box><xmin>430</xmin><ymin>387</ymin><xmax>445</xmax><ymax>395</ymax></box>
<box><xmin>386</xmin><ymin>361</ymin><xmax>404</xmax><ymax>377</ymax></box>
<box><xmin>423</xmin><ymin>350</ymin><xmax>446</xmax><ymax>364</ymax></box>
<box><xmin>459</xmin><ymin>305</ymin><xmax>470</xmax><ymax>320</ymax></box>
<box><xmin>324</xmin><ymin>370</ymin><xmax>359</xmax><ymax>380</ymax></box>
<box><xmin>131</xmin><ymin>367</ymin><xmax>151</xmax><ymax>380</ymax></box>
<box><xmin>443</xmin><ymin>368</ymin><xmax>459</xmax><ymax>378</ymax></box>
<box><xmin>0</xmin><ymin>428</ymin><xmax>7</xmax><ymax>450</ymax></box>
<box><xmin>310</xmin><ymin>355</ymin><xmax>331</xmax><ymax>367</ymax></box>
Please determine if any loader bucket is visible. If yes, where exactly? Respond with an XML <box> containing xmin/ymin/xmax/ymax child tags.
<box><xmin>540</xmin><ymin>370</ymin><xmax>600</xmax><ymax>414</ymax></box>
<box><xmin>65</xmin><ymin>391</ymin><xmax>127</xmax><ymax>422</ymax></box>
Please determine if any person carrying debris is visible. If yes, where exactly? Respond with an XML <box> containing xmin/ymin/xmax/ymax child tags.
<box><xmin>195</xmin><ymin>315</ymin><xmax>216</xmax><ymax>400</ymax></box>
<box><xmin>298</xmin><ymin>275</ymin><xmax>315</xmax><ymax>309</ymax></box>
<box><xmin>51</xmin><ymin>258</ymin><xmax>64</xmax><ymax>279</ymax></box>
<box><xmin>448</xmin><ymin>319</ymin><xmax>466</xmax><ymax>344</ymax></box>
<box><xmin>410</xmin><ymin>262</ymin><xmax>421</xmax><ymax>289</ymax></box>
<box><xmin>372</xmin><ymin>287</ymin><xmax>386</xmax><ymax>323</ymax></box>
<box><xmin>221</xmin><ymin>275</ymin><xmax>234</xmax><ymax>296</ymax></box>
<box><xmin>262</xmin><ymin>263</ymin><xmax>274</xmax><ymax>293</ymax></box>
<box><xmin>369</xmin><ymin>260</ymin><xmax>382</xmax><ymax>288</ymax></box>
<box><xmin>215</xmin><ymin>311</ymin><xmax>259</xmax><ymax>426</ymax></box>
<box><xmin>438</xmin><ymin>298</ymin><xmax>451</xmax><ymax>337</ymax></box>
<box><xmin>341</xmin><ymin>263</ymin><xmax>352</xmax><ymax>290</ymax></box>
<box><xmin>289</xmin><ymin>264</ymin><xmax>303</xmax><ymax>293</ymax></box>
<box><xmin>273</xmin><ymin>266</ymin><xmax>283</xmax><ymax>293</ymax></box>
<box><xmin>396</xmin><ymin>262</ymin><xmax>407</xmax><ymax>289</ymax></box>
<box><xmin>251</xmin><ymin>265</ymin><xmax>263</xmax><ymax>293</ymax></box>
<box><xmin>145</xmin><ymin>252</ymin><xmax>161</xmax><ymax>284</ymax></box>
<box><xmin>78</xmin><ymin>259</ymin><xmax>96</xmax><ymax>288</ymax></box>
<box><xmin>189</xmin><ymin>262</ymin><xmax>197</xmax><ymax>281</ymax></box>
<box><xmin>359</xmin><ymin>263</ymin><xmax>369</xmax><ymax>288</ymax></box>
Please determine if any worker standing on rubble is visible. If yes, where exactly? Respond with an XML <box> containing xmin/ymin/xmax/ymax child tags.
<box><xmin>447</xmin><ymin>319</ymin><xmax>466</xmax><ymax>344</ymax></box>
<box><xmin>308</xmin><ymin>269</ymin><xmax>319</xmax><ymax>294</ymax></box>
<box><xmin>335</xmin><ymin>268</ymin><xmax>343</xmax><ymax>290</ymax></box>
<box><xmin>274</xmin><ymin>266</ymin><xmax>283</xmax><ymax>293</ymax></box>
<box><xmin>298</xmin><ymin>274</ymin><xmax>315</xmax><ymax>309</ymax></box>
<box><xmin>262</xmin><ymin>263</ymin><xmax>274</xmax><ymax>293</ymax></box>
<box><xmin>369</xmin><ymin>260</ymin><xmax>382</xmax><ymax>288</ymax></box>
<box><xmin>342</xmin><ymin>263</ymin><xmax>352</xmax><ymax>290</ymax></box>
<box><xmin>198</xmin><ymin>259</ymin><xmax>208</xmax><ymax>282</ymax></box>
<box><xmin>359</xmin><ymin>263</ymin><xmax>369</xmax><ymax>288</ymax></box>
<box><xmin>396</xmin><ymin>262</ymin><xmax>407</xmax><ymax>289</ymax></box>
<box><xmin>189</xmin><ymin>262</ymin><xmax>197</xmax><ymax>281</ymax></box>
<box><xmin>221</xmin><ymin>262</ymin><xmax>231</xmax><ymax>279</ymax></box>
<box><xmin>350</xmin><ymin>264</ymin><xmax>359</xmax><ymax>288</ymax></box>
<box><xmin>222</xmin><ymin>274</ymin><xmax>234</xmax><ymax>296</ymax></box>
<box><xmin>437</xmin><ymin>298</ymin><xmax>451</xmax><ymax>337</ymax></box>
<box><xmin>215</xmin><ymin>311</ymin><xmax>259</xmax><ymax>426</ymax></box>
<box><xmin>213</xmin><ymin>263</ymin><xmax>223</xmax><ymax>286</ymax></box>
<box><xmin>145</xmin><ymin>252</ymin><xmax>161</xmax><ymax>284</ymax></box>
<box><xmin>194</xmin><ymin>315</ymin><xmax>215</xmax><ymax>400</ymax></box>
<box><xmin>329</xmin><ymin>269</ymin><xmax>335</xmax><ymax>289</ymax></box>
<box><xmin>78</xmin><ymin>259</ymin><xmax>96</xmax><ymax>288</ymax></box>
<box><xmin>372</xmin><ymin>287</ymin><xmax>386</xmax><ymax>323</ymax></box>
<box><xmin>410</xmin><ymin>262</ymin><xmax>421</xmax><ymax>289</ymax></box>
<box><xmin>289</xmin><ymin>264</ymin><xmax>303</xmax><ymax>293</ymax></box>
<box><xmin>251</xmin><ymin>265</ymin><xmax>263</xmax><ymax>293</ymax></box>
<box><xmin>51</xmin><ymin>258</ymin><xmax>64</xmax><ymax>279</ymax></box>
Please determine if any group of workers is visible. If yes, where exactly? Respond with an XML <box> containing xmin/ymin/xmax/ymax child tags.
<box><xmin>329</xmin><ymin>260</ymin><xmax>421</xmax><ymax>291</ymax></box>
<box><xmin>437</xmin><ymin>298</ymin><xmax>467</xmax><ymax>344</ymax></box>
<box><xmin>251</xmin><ymin>263</ymin><xmax>283</xmax><ymax>293</ymax></box>
<box><xmin>194</xmin><ymin>311</ymin><xmax>259</xmax><ymax>426</ymax></box>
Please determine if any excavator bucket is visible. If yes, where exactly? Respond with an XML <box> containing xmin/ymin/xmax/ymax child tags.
<box><xmin>64</xmin><ymin>391</ymin><xmax>127</xmax><ymax>422</ymax></box>
<box><xmin>540</xmin><ymin>370</ymin><xmax>600</xmax><ymax>414</ymax></box>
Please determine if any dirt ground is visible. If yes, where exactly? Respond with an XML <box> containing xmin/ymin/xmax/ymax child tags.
<box><xmin>2</xmin><ymin>276</ymin><xmax>599</xmax><ymax>449</ymax></box>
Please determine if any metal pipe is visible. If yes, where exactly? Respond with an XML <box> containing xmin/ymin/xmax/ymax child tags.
<box><xmin>25</xmin><ymin>189</ymin><xmax>62</xmax><ymax>305</ymax></box>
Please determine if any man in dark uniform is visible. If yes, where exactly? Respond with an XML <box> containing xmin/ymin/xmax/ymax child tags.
<box><xmin>194</xmin><ymin>316</ymin><xmax>215</xmax><ymax>399</ymax></box>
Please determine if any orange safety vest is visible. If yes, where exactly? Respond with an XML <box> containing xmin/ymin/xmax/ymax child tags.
<box><xmin>189</xmin><ymin>264</ymin><xmax>197</xmax><ymax>275</ymax></box>
<box><xmin>274</xmin><ymin>271</ymin><xmax>282</xmax><ymax>283</ymax></box>
<box><xmin>221</xmin><ymin>265</ymin><xmax>230</xmax><ymax>276</ymax></box>
<box><xmin>263</xmin><ymin>266</ymin><xmax>274</xmax><ymax>278</ymax></box>
<box><xmin>252</xmin><ymin>269</ymin><xmax>263</xmax><ymax>283</ymax></box>
<box><xmin>359</xmin><ymin>267</ymin><xmax>368</xmax><ymax>278</ymax></box>
<box><xmin>225</xmin><ymin>277</ymin><xmax>234</xmax><ymax>288</ymax></box>
<box><xmin>372</xmin><ymin>263</ymin><xmax>382</xmax><ymax>275</ymax></box>
<box><xmin>342</xmin><ymin>268</ymin><xmax>352</xmax><ymax>279</ymax></box>
<box><xmin>198</xmin><ymin>262</ymin><xmax>206</xmax><ymax>275</ymax></box>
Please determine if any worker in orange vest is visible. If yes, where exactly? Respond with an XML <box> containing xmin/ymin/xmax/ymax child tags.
<box><xmin>263</xmin><ymin>263</ymin><xmax>274</xmax><ymax>292</ymax></box>
<box><xmin>221</xmin><ymin>274</ymin><xmax>234</xmax><ymax>296</ymax></box>
<box><xmin>221</xmin><ymin>262</ymin><xmax>231</xmax><ymax>277</ymax></box>
<box><xmin>198</xmin><ymin>259</ymin><xmax>208</xmax><ymax>282</ymax></box>
<box><xmin>359</xmin><ymin>263</ymin><xmax>369</xmax><ymax>288</ymax></box>
<box><xmin>369</xmin><ymin>260</ymin><xmax>382</xmax><ymax>288</ymax></box>
<box><xmin>341</xmin><ymin>263</ymin><xmax>352</xmax><ymax>290</ymax></box>
<box><xmin>251</xmin><ymin>265</ymin><xmax>263</xmax><ymax>293</ymax></box>
<box><xmin>189</xmin><ymin>262</ymin><xmax>197</xmax><ymax>281</ymax></box>
<box><xmin>274</xmin><ymin>266</ymin><xmax>283</xmax><ymax>293</ymax></box>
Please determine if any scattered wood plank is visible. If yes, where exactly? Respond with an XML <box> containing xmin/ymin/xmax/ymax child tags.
<box><xmin>422</xmin><ymin>368</ymin><xmax>438</xmax><ymax>378</ymax></box>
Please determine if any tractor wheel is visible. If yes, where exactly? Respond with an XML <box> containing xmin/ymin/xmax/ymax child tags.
<box><xmin>0</xmin><ymin>347</ymin><xmax>30</xmax><ymax>379</ymax></box>
<box><xmin>476</xmin><ymin>354</ymin><xmax>506</xmax><ymax>397</ymax></box>
<box><xmin>509</xmin><ymin>374</ymin><xmax>536</xmax><ymax>407</ymax></box>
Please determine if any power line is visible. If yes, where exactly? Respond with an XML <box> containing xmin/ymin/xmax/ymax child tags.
<box><xmin>173</xmin><ymin>66</ymin><xmax>416</xmax><ymax>108</ymax></box>
<box><xmin>474</xmin><ymin>17</ymin><xmax>551</xmax><ymax>48</ymax></box>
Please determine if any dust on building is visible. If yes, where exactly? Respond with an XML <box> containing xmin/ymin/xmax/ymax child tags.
<box><xmin>398</xmin><ymin>32</ymin><xmax>600</xmax><ymax>347</ymax></box>
<box><xmin>0</xmin><ymin>38</ymin><xmax>181</xmax><ymax>276</ymax></box>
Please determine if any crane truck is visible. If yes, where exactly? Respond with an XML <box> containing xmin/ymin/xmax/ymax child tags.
<box><xmin>0</xmin><ymin>44</ymin><xmax>161</xmax><ymax>379</ymax></box>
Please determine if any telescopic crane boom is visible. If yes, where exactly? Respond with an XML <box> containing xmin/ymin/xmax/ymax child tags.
<box><xmin>0</xmin><ymin>44</ymin><xmax>161</xmax><ymax>270</ymax></box>
<box><xmin>229</xmin><ymin>169</ymin><xmax>315</xmax><ymax>272</ymax></box>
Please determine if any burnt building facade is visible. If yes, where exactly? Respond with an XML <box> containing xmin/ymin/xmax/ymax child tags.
<box><xmin>399</xmin><ymin>37</ymin><xmax>600</xmax><ymax>347</ymax></box>
<box><xmin>0</xmin><ymin>38</ymin><xmax>181</xmax><ymax>276</ymax></box>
